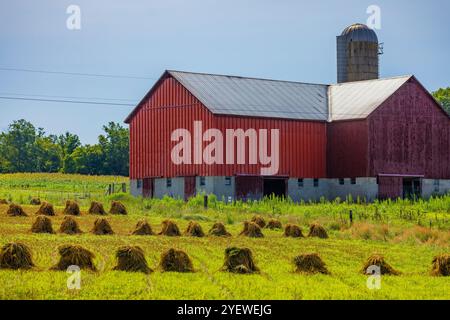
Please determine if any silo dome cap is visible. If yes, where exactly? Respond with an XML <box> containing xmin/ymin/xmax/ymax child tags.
<box><xmin>341</xmin><ymin>23</ymin><xmax>378</xmax><ymax>42</ymax></box>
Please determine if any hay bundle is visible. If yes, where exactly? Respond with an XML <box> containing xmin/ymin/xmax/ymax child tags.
<box><xmin>0</xmin><ymin>199</ymin><xmax>8</xmax><ymax>205</ymax></box>
<box><xmin>431</xmin><ymin>254</ymin><xmax>450</xmax><ymax>276</ymax></box>
<box><xmin>31</xmin><ymin>215</ymin><xmax>54</xmax><ymax>234</ymax></box>
<box><xmin>184</xmin><ymin>221</ymin><xmax>205</xmax><ymax>237</ymax></box>
<box><xmin>239</xmin><ymin>221</ymin><xmax>264</xmax><ymax>238</ymax></box>
<box><xmin>361</xmin><ymin>254</ymin><xmax>400</xmax><ymax>275</ymax></box>
<box><xmin>113</xmin><ymin>246</ymin><xmax>153</xmax><ymax>274</ymax></box>
<box><xmin>159</xmin><ymin>248</ymin><xmax>194</xmax><ymax>272</ymax></box>
<box><xmin>51</xmin><ymin>245</ymin><xmax>96</xmax><ymax>271</ymax></box>
<box><xmin>0</xmin><ymin>243</ymin><xmax>34</xmax><ymax>270</ymax></box>
<box><xmin>36</xmin><ymin>202</ymin><xmax>56</xmax><ymax>216</ymax></box>
<box><xmin>222</xmin><ymin>247</ymin><xmax>259</xmax><ymax>274</ymax></box>
<box><xmin>308</xmin><ymin>223</ymin><xmax>328</xmax><ymax>239</ymax></box>
<box><xmin>59</xmin><ymin>216</ymin><xmax>82</xmax><ymax>235</ymax></box>
<box><xmin>251</xmin><ymin>215</ymin><xmax>266</xmax><ymax>228</ymax></box>
<box><xmin>266</xmin><ymin>219</ymin><xmax>282</xmax><ymax>229</ymax></box>
<box><xmin>284</xmin><ymin>224</ymin><xmax>304</xmax><ymax>238</ymax></box>
<box><xmin>6</xmin><ymin>204</ymin><xmax>27</xmax><ymax>217</ymax></box>
<box><xmin>208</xmin><ymin>222</ymin><xmax>231</xmax><ymax>237</ymax></box>
<box><xmin>63</xmin><ymin>200</ymin><xmax>81</xmax><ymax>216</ymax></box>
<box><xmin>30</xmin><ymin>198</ymin><xmax>41</xmax><ymax>205</ymax></box>
<box><xmin>109</xmin><ymin>201</ymin><xmax>127</xmax><ymax>215</ymax></box>
<box><xmin>132</xmin><ymin>220</ymin><xmax>154</xmax><ymax>235</ymax></box>
<box><xmin>294</xmin><ymin>253</ymin><xmax>329</xmax><ymax>274</ymax></box>
<box><xmin>88</xmin><ymin>201</ymin><xmax>107</xmax><ymax>215</ymax></box>
<box><xmin>158</xmin><ymin>220</ymin><xmax>181</xmax><ymax>236</ymax></box>
<box><xmin>91</xmin><ymin>218</ymin><xmax>114</xmax><ymax>235</ymax></box>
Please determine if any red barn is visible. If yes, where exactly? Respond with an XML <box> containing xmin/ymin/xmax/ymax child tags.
<box><xmin>125</xmin><ymin>23</ymin><xmax>450</xmax><ymax>201</ymax></box>
<box><xmin>125</xmin><ymin>70</ymin><xmax>329</xmax><ymax>200</ymax></box>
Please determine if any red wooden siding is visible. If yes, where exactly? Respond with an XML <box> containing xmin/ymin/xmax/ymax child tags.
<box><xmin>327</xmin><ymin>77</ymin><xmax>450</xmax><ymax>180</ymax></box>
<box><xmin>327</xmin><ymin>119</ymin><xmax>368</xmax><ymax>178</ymax></box>
<box><xmin>368</xmin><ymin>78</ymin><xmax>450</xmax><ymax>179</ymax></box>
<box><xmin>128</xmin><ymin>74</ymin><xmax>327</xmax><ymax>179</ymax></box>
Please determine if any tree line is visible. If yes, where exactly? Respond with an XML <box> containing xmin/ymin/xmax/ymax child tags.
<box><xmin>0</xmin><ymin>119</ymin><xmax>129</xmax><ymax>176</ymax></box>
<box><xmin>432</xmin><ymin>87</ymin><xmax>450</xmax><ymax>115</ymax></box>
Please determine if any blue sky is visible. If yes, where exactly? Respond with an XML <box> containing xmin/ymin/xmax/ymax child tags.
<box><xmin>1</xmin><ymin>0</ymin><xmax>449</xmax><ymax>144</ymax></box>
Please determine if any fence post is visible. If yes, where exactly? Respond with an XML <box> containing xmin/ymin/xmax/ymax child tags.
<box><xmin>122</xmin><ymin>183</ymin><xmax>126</xmax><ymax>193</ymax></box>
<box><xmin>204</xmin><ymin>195</ymin><xmax>208</xmax><ymax>209</ymax></box>
<box><xmin>349</xmin><ymin>210</ymin><xmax>353</xmax><ymax>225</ymax></box>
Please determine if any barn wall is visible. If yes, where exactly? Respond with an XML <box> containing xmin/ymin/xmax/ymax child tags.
<box><xmin>327</xmin><ymin>119</ymin><xmax>368</xmax><ymax>178</ymax></box>
<box><xmin>368</xmin><ymin>78</ymin><xmax>450</xmax><ymax>179</ymax></box>
<box><xmin>129</xmin><ymin>75</ymin><xmax>328</xmax><ymax>180</ymax></box>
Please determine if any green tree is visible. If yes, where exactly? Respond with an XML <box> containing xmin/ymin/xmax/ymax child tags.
<box><xmin>57</xmin><ymin>132</ymin><xmax>81</xmax><ymax>173</ymax></box>
<box><xmin>432</xmin><ymin>87</ymin><xmax>450</xmax><ymax>115</ymax></box>
<box><xmin>35</xmin><ymin>135</ymin><xmax>61</xmax><ymax>172</ymax></box>
<box><xmin>98</xmin><ymin>122</ymin><xmax>129</xmax><ymax>176</ymax></box>
<box><xmin>0</xmin><ymin>120</ymin><xmax>38</xmax><ymax>172</ymax></box>
<box><xmin>70</xmin><ymin>144</ymin><xmax>105</xmax><ymax>175</ymax></box>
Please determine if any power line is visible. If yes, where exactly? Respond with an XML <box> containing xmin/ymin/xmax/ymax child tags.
<box><xmin>0</xmin><ymin>96</ymin><xmax>134</xmax><ymax>106</ymax></box>
<box><xmin>0</xmin><ymin>91</ymin><xmax>137</xmax><ymax>102</ymax></box>
<box><xmin>0</xmin><ymin>67</ymin><xmax>156</xmax><ymax>80</ymax></box>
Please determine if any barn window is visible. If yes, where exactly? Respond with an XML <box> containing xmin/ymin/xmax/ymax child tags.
<box><xmin>166</xmin><ymin>178</ymin><xmax>172</xmax><ymax>188</ymax></box>
<box><xmin>339</xmin><ymin>178</ymin><xmax>345</xmax><ymax>185</ymax></box>
<box><xmin>434</xmin><ymin>180</ymin><xmax>440</xmax><ymax>193</ymax></box>
<box><xmin>351</xmin><ymin>178</ymin><xmax>356</xmax><ymax>185</ymax></box>
<box><xmin>137</xmin><ymin>179</ymin><xmax>142</xmax><ymax>188</ymax></box>
<box><xmin>225</xmin><ymin>177</ymin><xmax>231</xmax><ymax>186</ymax></box>
<box><xmin>313</xmin><ymin>179</ymin><xmax>319</xmax><ymax>187</ymax></box>
<box><xmin>298</xmin><ymin>178</ymin><xmax>304</xmax><ymax>188</ymax></box>
<box><xmin>200</xmin><ymin>176</ymin><xmax>206</xmax><ymax>186</ymax></box>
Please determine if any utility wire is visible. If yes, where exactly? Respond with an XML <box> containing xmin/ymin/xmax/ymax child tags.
<box><xmin>0</xmin><ymin>91</ymin><xmax>137</xmax><ymax>102</ymax></box>
<box><xmin>0</xmin><ymin>96</ymin><xmax>134</xmax><ymax>106</ymax></box>
<box><xmin>0</xmin><ymin>67</ymin><xmax>155</xmax><ymax>80</ymax></box>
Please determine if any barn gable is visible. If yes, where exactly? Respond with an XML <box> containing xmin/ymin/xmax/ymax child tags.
<box><xmin>328</xmin><ymin>75</ymin><xmax>412</xmax><ymax>121</ymax></box>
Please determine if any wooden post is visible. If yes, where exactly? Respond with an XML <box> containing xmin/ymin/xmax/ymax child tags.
<box><xmin>122</xmin><ymin>183</ymin><xmax>126</xmax><ymax>193</ymax></box>
<box><xmin>349</xmin><ymin>210</ymin><xmax>353</xmax><ymax>225</ymax></box>
<box><xmin>204</xmin><ymin>195</ymin><xmax>208</xmax><ymax>209</ymax></box>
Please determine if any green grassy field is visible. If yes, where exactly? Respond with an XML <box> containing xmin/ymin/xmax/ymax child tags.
<box><xmin>0</xmin><ymin>173</ymin><xmax>449</xmax><ymax>300</ymax></box>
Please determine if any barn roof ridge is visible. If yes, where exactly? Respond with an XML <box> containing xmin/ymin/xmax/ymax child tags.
<box><xmin>166</xmin><ymin>69</ymin><xmax>330</xmax><ymax>87</ymax></box>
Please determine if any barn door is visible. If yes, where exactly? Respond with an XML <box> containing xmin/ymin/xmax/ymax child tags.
<box><xmin>142</xmin><ymin>178</ymin><xmax>154</xmax><ymax>198</ymax></box>
<box><xmin>235</xmin><ymin>176</ymin><xmax>263</xmax><ymax>201</ymax></box>
<box><xmin>378</xmin><ymin>176</ymin><xmax>402</xmax><ymax>200</ymax></box>
<box><xmin>184</xmin><ymin>176</ymin><xmax>196</xmax><ymax>200</ymax></box>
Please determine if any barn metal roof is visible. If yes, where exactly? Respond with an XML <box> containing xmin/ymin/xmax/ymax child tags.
<box><xmin>329</xmin><ymin>75</ymin><xmax>412</xmax><ymax>121</ymax></box>
<box><xmin>125</xmin><ymin>70</ymin><xmax>415</xmax><ymax>123</ymax></box>
<box><xmin>168</xmin><ymin>70</ymin><xmax>329</xmax><ymax>121</ymax></box>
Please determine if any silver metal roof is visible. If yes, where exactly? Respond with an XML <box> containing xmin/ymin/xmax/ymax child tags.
<box><xmin>329</xmin><ymin>75</ymin><xmax>412</xmax><ymax>121</ymax></box>
<box><xmin>340</xmin><ymin>23</ymin><xmax>378</xmax><ymax>43</ymax></box>
<box><xmin>168</xmin><ymin>70</ymin><xmax>329</xmax><ymax>121</ymax></box>
<box><xmin>125</xmin><ymin>70</ymin><xmax>413</xmax><ymax>123</ymax></box>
